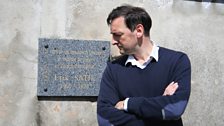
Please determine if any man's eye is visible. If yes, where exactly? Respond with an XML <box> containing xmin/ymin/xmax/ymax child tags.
<box><xmin>114</xmin><ymin>34</ymin><xmax>121</xmax><ymax>37</ymax></box>
<box><xmin>113</xmin><ymin>34</ymin><xmax>122</xmax><ymax>37</ymax></box>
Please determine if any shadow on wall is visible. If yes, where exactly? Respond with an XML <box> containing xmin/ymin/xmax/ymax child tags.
<box><xmin>38</xmin><ymin>96</ymin><xmax>97</xmax><ymax>102</ymax></box>
<box><xmin>186</xmin><ymin>0</ymin><xmax>224</xmax><ymax>3</ymax></box>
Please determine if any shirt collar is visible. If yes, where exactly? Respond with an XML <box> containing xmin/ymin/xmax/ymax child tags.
<box><xmin>150</xmin><ymin>44</ymin><xmax>159</xmax><ymax>62</ymax></box>
<box><xmin>125</xmin><ymin>44</ymin><xmax>159</xmax><ymax>69</ymax></box>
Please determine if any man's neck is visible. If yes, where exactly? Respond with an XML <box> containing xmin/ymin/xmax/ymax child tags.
<box><xmin>132</xmin><ymin>38</ymin><xmax>153</xmax><ymax>64</ymax></box>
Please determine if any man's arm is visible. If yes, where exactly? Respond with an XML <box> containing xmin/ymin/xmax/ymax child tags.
<box><xmin>115</xmin><ymin>81</ymin><xmax>179</xmax><ymax>110</ymax></box>
<box><xmin>97</xmin><ymin>63</ymin><xmax>145</xmax><ymax>126</ymax></box>
<box><xmin>115</xmin><ymin>54</ymin><xmax>191</xmax><ymax>120</ymax></box>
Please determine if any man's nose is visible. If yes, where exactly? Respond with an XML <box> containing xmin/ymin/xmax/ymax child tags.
<box><xmin>112</xmin><ymin>37</ymin><xmax>118</xmax><ymax>45</ymax></box>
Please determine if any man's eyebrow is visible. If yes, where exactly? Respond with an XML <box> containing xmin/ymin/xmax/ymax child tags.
<box><xmin>110</xmin><ymin>32</ymin><xmax>123</xmax><ymax>35</ymax></box>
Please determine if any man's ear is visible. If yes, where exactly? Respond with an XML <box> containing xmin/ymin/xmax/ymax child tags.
<box><xmin>135</xmin><ymin>24</ymin><xmax>144</xmax><ymax>38</ymax></box>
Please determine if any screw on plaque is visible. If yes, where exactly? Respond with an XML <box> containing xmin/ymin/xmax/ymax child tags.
<box><xmin>44</xmin><ymin>88</ymin><xmax>48</xmax><ymax>92</ymax></box>
<box><xmin>44</xmin><ymin>45</ymin><xmax>49</xmax><ymax>49</ymax></box>
<box><xmin>102</xmin><ymin>47</ymin><xmax>106</xmax><ymax>50</ymax></box>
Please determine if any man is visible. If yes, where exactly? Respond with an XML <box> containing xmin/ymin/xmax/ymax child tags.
<box><xmin>97</xmin><ymin>5</ymin><xmax>191</xmax><ymax>126</ymax></box>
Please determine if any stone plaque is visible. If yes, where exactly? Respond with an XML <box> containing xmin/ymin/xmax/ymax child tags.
<box><xmin>37</xmin><ymin>38</ymin><xmax>110</xmax><ymax>96</ymax></box>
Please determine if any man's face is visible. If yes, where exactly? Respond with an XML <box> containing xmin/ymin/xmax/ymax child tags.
<box><xmin>110</xmin><ymin>17</ymin><xmax>138</xmax><ymax>55</ymax></box>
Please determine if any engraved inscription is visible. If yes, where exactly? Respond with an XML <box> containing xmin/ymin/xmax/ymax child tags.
<box><xmin>55</xmin><ymin>74</ymin><xmax>69</xmax><ymax>81</ymax></box>
<box><xmin>74</xmin><ymin>75</ymin><xmax>95</xmax><ymax>82</ymax></box>
<box><xmin>38</xmin><ymin>38</ymin><xmax>110</xmax><ymax>96</ymax></box>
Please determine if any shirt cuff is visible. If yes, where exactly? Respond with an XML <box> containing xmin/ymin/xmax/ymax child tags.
<box><xmin>124</xmin><ymin>98</ymin><xmax>129</xmax><ymax>112</ymax></box>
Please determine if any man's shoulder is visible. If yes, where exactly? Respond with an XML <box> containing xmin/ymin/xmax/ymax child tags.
<box><xmin>110</xmin><ymin>55</ymin><xmax>128</xmax><ymax>65</ymax></box>
<box><xmin>159</xmin><ymin>47</ymin><xmax>190</xmax><ymax>66</ymax></box>
<box><xmin>104</xmin><ymin>55</ymin><xmax>128</xmax><ymax>74</ymax></box>
<box><xmin>159</xmin><ymin>47</ymin><xmax>187</xmax><ymax>57</ymax></box>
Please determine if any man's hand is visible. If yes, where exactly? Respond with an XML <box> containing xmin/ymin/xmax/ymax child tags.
<box><xmin>163</xmin><ymin>81</ymin><xmax>178</xmax><ymax>96</ymax></box>
<box><xmin>115</xmin><ymin>100</ymin><xmax>125</xmax><ymax>110</ymax></box>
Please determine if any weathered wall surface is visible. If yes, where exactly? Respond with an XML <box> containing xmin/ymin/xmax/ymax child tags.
<box><xmin>0</xmin><ymin>0</ymin><xmax>223</xmax><ymax>126</ymax></box>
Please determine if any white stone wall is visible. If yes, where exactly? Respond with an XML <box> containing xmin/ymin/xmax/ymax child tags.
<box><xmin>0</xmin><ymin>0</ymin><xmax>224</xmax><ymax>126</ymax></box>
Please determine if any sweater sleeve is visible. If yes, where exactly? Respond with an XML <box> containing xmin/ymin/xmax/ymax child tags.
<box><xmin>97</xmin><ymin>63</ymin><xmax>145</xmax><ymax>126</ymax></box>
<box><xmin>127</xmin><ymin>53</ymin><xmax>191</xmax><ymax>120</ymax></box>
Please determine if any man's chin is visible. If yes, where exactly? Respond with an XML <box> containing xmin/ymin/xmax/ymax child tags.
<box><xmin>119</xmin><ymin>49</ymin><xmax>132</xmax><ymax>55</ymax></box>
<box><xmin>119</xmin><ymin>50</ymin><xmax>126</xmax><ymax>55</ymax></box>
<box><xmin>119</xmin><ymin>51</ymin><xmax>130</xmax><ymax>55</ymax></box>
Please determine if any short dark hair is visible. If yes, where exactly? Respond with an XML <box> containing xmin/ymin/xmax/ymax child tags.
<box><xmin>107</xmin><ymin>5</ymin><xmax>152</xmax><ymax>36</ymax></box>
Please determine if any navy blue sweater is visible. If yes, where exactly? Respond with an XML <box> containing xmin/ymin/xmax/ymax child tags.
<box><xmin>97</xmin><ymin>47</ymin><xmax>191</xmax><ymax>126</ymax></box>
